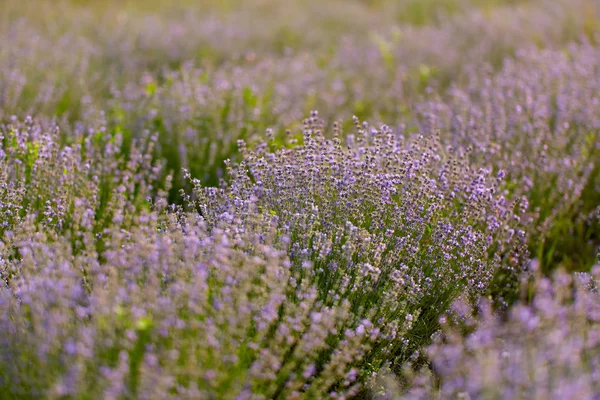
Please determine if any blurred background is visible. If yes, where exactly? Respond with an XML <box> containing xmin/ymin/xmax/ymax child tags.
<box><xmin>2</xmin><ymin>0</ymin><xmax>599</xmax><ymax>270</ymax></box>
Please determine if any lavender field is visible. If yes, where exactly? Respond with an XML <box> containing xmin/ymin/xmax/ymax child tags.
<box><xmin>0</xmin><ymin>0</ymin><xmax>599</xmax><ymax>398</ymax></box>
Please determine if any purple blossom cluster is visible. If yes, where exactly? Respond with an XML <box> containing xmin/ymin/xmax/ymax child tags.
<box><xmin>194</xmin><ymin>113</ymin><xmax>527</xmax><ymax>376</ymax></box>
<box><xmin>414</xmin><ymin>41</ymin><xmax>600</xmax><ymax>270</ymax></box>
<box><xmin>397</xmin><ymin>262</ymin><xmax>600</xmax><ymax>399</ymax></box>
<box><xmin>0</xmin><ymin>118</ymin><xmax>163</xmax><ymax>242</ymax></box>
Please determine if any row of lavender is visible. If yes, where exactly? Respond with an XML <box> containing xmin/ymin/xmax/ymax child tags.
<box><xmin>1</xmin><ymin>0</ymin><xmax>596</xmax><ymax>188</ymax></box>
<box><xmin>1</xmin><ymin>115</ymin><xmax>526</xmax><ymax>397</ymax></box>
<box><xmin>0</xmin><ymin>105</ymin><xmax>596</xmax><ymax>398</ymax></box>
<box><xmin>1</xmin><ymin>0</ymin><xmax>599</xmax><ymax>398</ymax></box>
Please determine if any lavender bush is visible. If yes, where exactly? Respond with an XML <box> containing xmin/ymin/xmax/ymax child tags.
<box><xmin>394</xmin><ymin>263</ymin><xmax>600</xmax><ymax>399</ymax></box>
<box><xmin>0</xmin><ymin>118</ymin><xmax>165</xmax><ymax>244</ymax></box>
<box><xmin>414</xmin><ymin>42</ymin><xmax>600</xmax><ymax>273</ymax></box>
<box><xmin>193</xmin><ymin>114</ymin><xmax>527</xmax><ymax>376</ymax></box>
